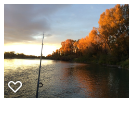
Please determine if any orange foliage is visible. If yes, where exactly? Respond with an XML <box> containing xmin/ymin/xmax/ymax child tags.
<box><xmin>98</xmin><ymin>4</ymin><xmax>129</xmax><ymax>52</ymax></box>
<box><xmin>50</xmin><ymin>4</ymin><xmax>129</xmax><ymax>59</ymax></box>
<box><xmin>60</xmin><ymin>39</ymin><xmax>76</xmax><ymax>55</ymax></box>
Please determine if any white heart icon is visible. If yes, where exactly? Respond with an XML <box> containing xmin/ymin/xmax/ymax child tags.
<box><xmin>8</xmin><ymin>81</ymin><xmax>22</xmax><ymax>93</ymax></box>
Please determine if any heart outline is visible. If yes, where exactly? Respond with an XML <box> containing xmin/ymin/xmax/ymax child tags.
<box><xmin>8</xmin><ymin>81</ymin><xmax>22</xmax><ymax>93</ymax></box>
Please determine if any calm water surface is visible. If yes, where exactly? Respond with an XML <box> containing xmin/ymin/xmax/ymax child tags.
<box><xmin>4</xmin><ymin>59</ymin><xmax>129</xmax><ymax>98</ymax></box>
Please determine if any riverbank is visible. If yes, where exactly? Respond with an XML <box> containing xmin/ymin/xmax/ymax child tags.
<box><xmin>73</xmin><ymin>56</ymin><xmax>129</xmax><ymax>70</ymax></box>
<box><xmin>48</xmin><ymin>56</ymin><xmax>129</xmax><ymax>70</ymax></box>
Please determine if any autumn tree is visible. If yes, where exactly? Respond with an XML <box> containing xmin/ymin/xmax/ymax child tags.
<box><xmin>98</xmin><ymin>4</ymin><xmax>129</xmax><ymax>58</ymax></box>
<box><xmin>60</xmin><ymin>39</ymin><xmax>75</xmax><ymax>55</ymax></box>
<box><xmin>72</xmin><ymin>39</ymin><xmax>82</xmax><ymax>56</ymax></box>
<box><xmin>75</xmin><ymin>27</ymin><xmax>103</xmax><ymax>56</ymax></box>
<box><xmin>87</xmin><ymin>27</ymin><xmax>100</xmax><ymax>54</ymax></box>
<box><xmin>48</xmin><ymin>4</ymin><xmax>129</xmax><ymax>65</ymax></box>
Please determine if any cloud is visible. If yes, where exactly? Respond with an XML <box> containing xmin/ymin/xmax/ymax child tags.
<box><xmin>4</xmin><ymin>4</ymin><xmax>70</xmax><ymax>45</ymax></box>
<box><xmin>4</xmin><ymin>4</ymin><xmax>117</xmax><ymax>47</ymax></box>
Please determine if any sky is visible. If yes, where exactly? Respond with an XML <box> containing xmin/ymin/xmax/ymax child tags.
<box><xmin>4</xmin><ymin>4</ymin><xmax>117</xmax><ymax>56</ymax></box>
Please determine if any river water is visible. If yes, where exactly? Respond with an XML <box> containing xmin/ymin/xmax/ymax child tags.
<box><xmin>4</xmin><ymin>59</ymin><xmax>129</xmax><ymax>98</ymax></box>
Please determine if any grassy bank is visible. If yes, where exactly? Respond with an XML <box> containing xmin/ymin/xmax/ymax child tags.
<box><xmin>73</xmin><ymin>54</ymin><xmax>129</xmax><ymax>69</ymax></box>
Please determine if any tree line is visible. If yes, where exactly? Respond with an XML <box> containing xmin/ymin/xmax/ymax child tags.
<box><xmin>46</xmin><ymin>4</ymin><xmax>129</xmax><ymax>68</ymax></box>
<box><xmin>4</xmin><ymin>51</ymin><xmax>42</xmax><ymax>59</ymax></box>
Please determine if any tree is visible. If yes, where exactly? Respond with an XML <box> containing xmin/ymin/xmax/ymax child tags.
<box><xmin>60</xmin><ymin>39</ymin><xmax>75</xmax><ymax>55</ymax></box>
<box><xmin>48</xmin><ymin>4</ymin><xmax>129</xmax><ymax>64</ymax></box>
<box><xmin>98</xmin><ymin>4</ymin><xmax>129</xmax><ymax>57</ymax></box>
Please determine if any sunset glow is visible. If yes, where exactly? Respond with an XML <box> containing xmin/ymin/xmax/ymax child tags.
<box><xmin>4</xmin><ymin>4</ymin><xmax>117</xmax><ymax>56</ymax></box>
<box><xmin>4</xmin><ymin>43</ymin><xmax>60</xmax><ymax>56</ymax></box>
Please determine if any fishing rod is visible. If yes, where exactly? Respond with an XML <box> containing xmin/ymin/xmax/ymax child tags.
<box><xmin>36</xmin><ymin>33</ymin><xmax>44</xmax><ymax>98</ymax></box>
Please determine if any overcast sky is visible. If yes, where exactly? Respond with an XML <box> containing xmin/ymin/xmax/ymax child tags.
<box><xmin>4</xmin><ymin>4</ymin><xmax>117</xmax><ymax>55</ymax></box>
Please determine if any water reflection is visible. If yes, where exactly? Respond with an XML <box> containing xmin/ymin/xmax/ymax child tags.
<box><xmin>4</xmin><ymin>59</ymin><xmax>129</xmax><ymax>98</ymax></box>
<box><xmin>56</xmin><ymin>64</ymin><xmax>106</xmax><ymax>97</ymax></box>
<box><xmin>4</xmin><ymin>59</ymin><xmax>54</xmax><ymax>77</ymax></box>
<box><xmin>4</xmin><ymin>59</ymin><xmax>53</xmax><ymax>69</ymax></box>
<box><xmin>66</xmin><ymin>65</ymin><xmax>129</xmax><ymax>98</ymax></box>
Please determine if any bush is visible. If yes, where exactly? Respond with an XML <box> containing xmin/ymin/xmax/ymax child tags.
<box><xmin>106</xmin><ymin>55</ymin><xmax>119</xmax><ymax>65</ymax></box>
<box><xmin>119</xmin><ymin>59</ymin><xmax>129</xmax><ymax>69</ymax></box>
<box><xmin>98</xmin><ymin>54</ymin><xmax>107</xmax><ymax>64</ymax></box>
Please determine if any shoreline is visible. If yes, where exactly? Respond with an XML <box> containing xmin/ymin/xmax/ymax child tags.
<box><xmin>4</xmin><ymin>58</ymin><xmax>129</xmax><ymax>70</ymax></box>
<box><xmin>75</xmin><ymin>61</ymin><xmax>129</xmax><ymax>70</ymax></box>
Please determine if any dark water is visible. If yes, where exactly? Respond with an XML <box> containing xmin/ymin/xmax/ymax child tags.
<box><xmin>4</xmin><ymin>59</ymin><xmax>129</xmax><ymax>98</ymax></box>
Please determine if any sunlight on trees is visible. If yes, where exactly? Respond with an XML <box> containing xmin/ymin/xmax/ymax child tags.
<box><xmin>47</xmin><ymin>4</ymin><xmax>129</xmax><ymax>67</ymax></box>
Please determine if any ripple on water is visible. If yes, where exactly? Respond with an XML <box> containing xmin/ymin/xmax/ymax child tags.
<box><xmin>4</xmin><ymin>59</ymin><xmax>129</xmax><ymax>98</ymax></box>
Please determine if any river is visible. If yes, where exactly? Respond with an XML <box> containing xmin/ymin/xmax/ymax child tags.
<box><xmin>4</xmin><ymin>59</ymin><xmax>129</xmax><ymax>98</ymax></box>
